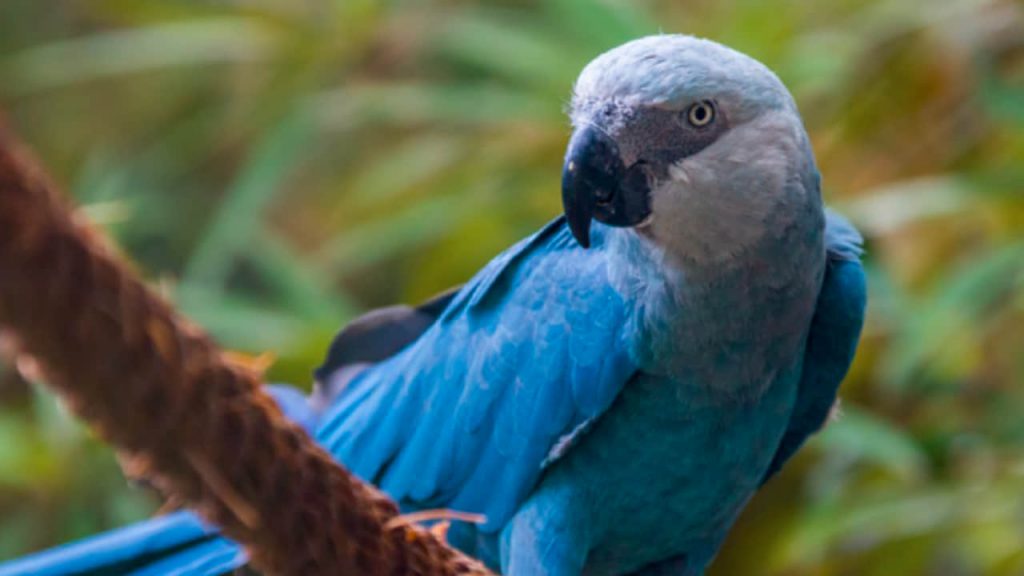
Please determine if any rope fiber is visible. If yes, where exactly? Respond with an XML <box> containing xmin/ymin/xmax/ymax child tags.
<box><xmin>0</xmin><ymin>121</ymin><xmax>493</xmax><ymax>576</ymax></box>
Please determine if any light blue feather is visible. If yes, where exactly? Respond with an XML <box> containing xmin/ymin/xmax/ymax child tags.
<box><xmin>0</xmin><ymin>512</ymin><xmax>215</xmax><ymax>576</ymax></box>
<box><xmin>315</xmin><ymin>217</ymin><xmax>638</xmax><ymax>537</ymax></box>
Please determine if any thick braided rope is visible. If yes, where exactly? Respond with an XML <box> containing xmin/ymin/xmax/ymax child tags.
<box><xmin>0</xmin><ymin>123</ymin><xmax>492</xmax><ymax>576</ymax></box>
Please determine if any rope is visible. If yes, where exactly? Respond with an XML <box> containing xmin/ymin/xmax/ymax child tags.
<box><xmin>0</xmin><ymin>121</ymin><xmax>493</xmax><ymax>576</ymax></box>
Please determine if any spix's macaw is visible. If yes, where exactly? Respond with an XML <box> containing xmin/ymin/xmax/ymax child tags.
<box><xmin>0</xmin><ymin>34</ymin><xmax>865</xmax><ymax>576</ymax></box>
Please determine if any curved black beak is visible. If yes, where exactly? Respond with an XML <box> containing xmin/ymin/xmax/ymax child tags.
<box><xmin>561</xmin><ymin>125</ymin><xmax>652</xmax><ymax>248</ymax></box>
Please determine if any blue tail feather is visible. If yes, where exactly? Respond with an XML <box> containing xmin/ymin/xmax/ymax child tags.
<box><xmin>0</xmin><ymin>511</ymin><xmax>244</xmax><ymax>576</ymax></box>
<box><xmin>129</xmin><ymin>535</ymin><xmax>243</xmax><ymax>576</ymax></box>
<box><xmin>0</xmin><ymin>384</ymin><xmax>316</xmax><ymax>576</ymax></box>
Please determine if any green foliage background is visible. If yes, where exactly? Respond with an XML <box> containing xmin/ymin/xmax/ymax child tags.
<box><xmin>0</xmin><ymin>1</ymin><xmax>1021</xmax><ymax>574</ymax></box>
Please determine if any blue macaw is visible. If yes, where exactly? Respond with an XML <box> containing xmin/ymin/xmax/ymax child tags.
<box><xmin>0</xmin><ymin>35</ymin><xmax>865</xmax><ymax>576</ymax></box>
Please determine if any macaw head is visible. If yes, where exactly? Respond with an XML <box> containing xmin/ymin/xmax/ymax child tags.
<box><xmin>563</xmin><ymin>35</ymin><xmax>822</xmax><ymax>265</ymax></box>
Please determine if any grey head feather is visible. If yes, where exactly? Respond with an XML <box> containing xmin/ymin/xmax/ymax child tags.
<box><xmin>572</xmin><ymin>34</ymin><xmax>797</xmax><ymax>123</ymax></box>
<box><xmin>567</xmin><ymin>34</ymin><xmax>822</xmax><ymax>270</ymax></box>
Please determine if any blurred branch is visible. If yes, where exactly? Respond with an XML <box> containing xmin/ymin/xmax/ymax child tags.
<box><xmin>0</xmin><ymin>120</ymin><xmax>491</xmax><ymax>575</ymax></box>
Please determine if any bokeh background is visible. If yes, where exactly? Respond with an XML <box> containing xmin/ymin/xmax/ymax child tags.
<box><xmin>0</xmin><ymin>0</ymin><xmax>1022</xmax><ymax>574</ymax></box>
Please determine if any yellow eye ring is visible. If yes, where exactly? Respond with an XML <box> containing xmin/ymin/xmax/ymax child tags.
<box><xmin>687</xmin><ymin>101</ymin><xmax>715</xmax><ymax>127</ymax></box>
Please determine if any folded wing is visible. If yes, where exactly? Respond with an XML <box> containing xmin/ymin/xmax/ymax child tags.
<box><xmin>315</xmin><ymin>218</ymin><xmax>639</xmax><ymax>532</ymax></box>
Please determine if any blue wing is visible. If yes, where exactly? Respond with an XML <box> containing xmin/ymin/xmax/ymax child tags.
<box><xmin>315</xmin><ymin>217</ymin><xmax>639</xmax><ymax>532</ymax></box>
<box><xmin>762</xmin><ymin>211</ymin><xmax>867</xmax><ymax>483</ymax></box>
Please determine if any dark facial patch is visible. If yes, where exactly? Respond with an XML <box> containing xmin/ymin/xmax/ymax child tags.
<box><xmin>611</xmin><ymin>103</ymin><xmax>729</xmax><ymax>178</ymax></box>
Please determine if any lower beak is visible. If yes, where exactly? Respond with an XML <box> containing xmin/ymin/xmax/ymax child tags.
<box><xmin>561</xmin><ymin>125</ymin><xmax>652</xmax><ymax>248</ymax></box>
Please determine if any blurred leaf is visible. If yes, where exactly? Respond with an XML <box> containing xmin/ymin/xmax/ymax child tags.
<box><xmin>174</xmin><ymin>283</ymin><xmax>315</xmax><ymax>354</ymax></box>
<box><xmin>247</xmin><ymin>232</ymin><xmax>355</xmax><ymax>323</ymax></box>
<box><xmin>184</xmin><ymin>107</ymin><xmax>315</xmax><ymax>290</ymax></box>
<box><xmin>0</xmin><ymin>412</ymin><xmax>57</xmax><ymax>487</ymax></box>
<box><xmin>345</xmin><ymin>134</ymin><xmax>469</xmax><ymax>208</ymax></box>
<box><xmin>315</xmin><ymin>194</ymin><xmax>477</xmax><ymax>275</ymax></box>
<box><xmin>544</xmin><ymin>0</ymin><xmax>656</xmax><ymax>52</ymax></box>
<box><xmin>816</xmin><ymin>404</ymin><xmax>929</xmax><ymax>481</ymax></box>
<box><xmin>842</xmin><ymin>176</ymin><xmax>973</xmax><ymax>235</ymax></box>
<box><xmin>977</xmin><ymin>37</ymin><xmax>1024</xmax><ymax>128</ymax></box>
<box><xmin>883</xmin><ymin>240</ymin><xmax>1024</xmax><ymax>389</ymax></box>
<box><xmin>436</xmin><ymin>10</ymin><xmax>579</xmax><ymax>94</ymax></box>
<box><xmin>313</xmin><ymin>82</ymin><xmax>561</xmax><ymax>128</ymax></box>
<box><xmin>3</xmin><ymin>19</ymin><xmax>275</xmax><ymax>94</ymax></box>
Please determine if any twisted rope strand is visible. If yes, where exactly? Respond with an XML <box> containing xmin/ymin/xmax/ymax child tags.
<box><xmin>0</xmin><ymin>122</ymin><xmax>492</xmax><ymax>576</ymax></box>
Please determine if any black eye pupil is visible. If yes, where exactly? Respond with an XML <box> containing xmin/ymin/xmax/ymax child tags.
<box><xmin>687</xmin><ymin>102</ymin><xmax>713</xmax><ymax>126</ymax></box>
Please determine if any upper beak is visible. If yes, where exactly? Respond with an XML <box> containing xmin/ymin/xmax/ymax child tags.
<box><xmin>561</xmin><ymin>125</ymin><xmax>652</xmax><ymax>248</ymax></box>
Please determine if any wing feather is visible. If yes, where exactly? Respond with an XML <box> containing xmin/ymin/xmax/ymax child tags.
<box><xmin>762</xmin><ymin>211</ymin><xmax>867</xmax><ymax>483</ymax></box>
<box><xmin>314</xmin><ymin>218</ymin><xmax>638</xmax><ymax>531</ymax></box>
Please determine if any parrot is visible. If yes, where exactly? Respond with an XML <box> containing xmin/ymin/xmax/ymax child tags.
<box><xmin>0</xmin><ymin>34</ymin><xmax>866</xmax><ymax>576</ymax></box>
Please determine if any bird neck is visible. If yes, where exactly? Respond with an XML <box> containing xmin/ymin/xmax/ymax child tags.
<box><xmin>606</xmin><ymin>219</ymin><xmax>825</xmax><ymax>398</ymax></box>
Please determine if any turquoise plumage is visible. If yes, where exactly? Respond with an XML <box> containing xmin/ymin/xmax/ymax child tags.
<box><xmin>0</xmin><ymin>34</ymin><xmax>866</xmax><ymax>576</ymax></box>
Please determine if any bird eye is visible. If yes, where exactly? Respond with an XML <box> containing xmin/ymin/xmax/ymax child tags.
<box><xmin>686</xmin><ymin>101</ymin><xmax>715</xmax><ymax>127</ymax></box>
